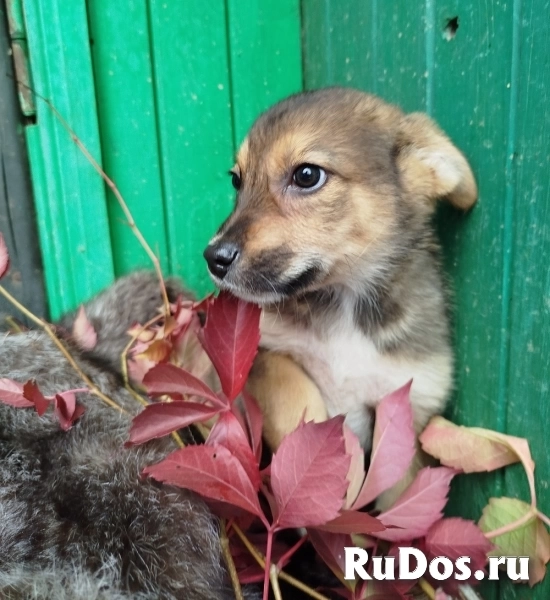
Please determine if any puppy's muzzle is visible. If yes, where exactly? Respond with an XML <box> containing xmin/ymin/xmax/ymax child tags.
<box><xmin>203</xmin><ymin>241</ymin><xmax>240</xmax><ymax>280</ymax></box>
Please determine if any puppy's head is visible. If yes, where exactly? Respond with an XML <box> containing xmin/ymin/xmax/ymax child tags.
<box><xmin>204</xmin><ymin>88</ymin><xmax>476</xmax><ymax>303</ymax></box>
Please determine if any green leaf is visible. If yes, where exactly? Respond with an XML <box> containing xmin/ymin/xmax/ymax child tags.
<box><xmin>479</xmin><ymin>497</ymin><xmax>550</xmax><ymax>586</ymax></box>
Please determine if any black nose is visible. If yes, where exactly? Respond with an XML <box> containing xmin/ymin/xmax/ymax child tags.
<box><xmin>203</xmin><ymin>242</ymin><xmax>240</xmax><ymax>279</ymax></box>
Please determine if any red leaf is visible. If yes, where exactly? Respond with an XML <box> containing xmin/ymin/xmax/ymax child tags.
<box><xmin>352</xmin><ymin>382</ymin><xmax>415</xmax><ymax>510</ymax></box>
<box><xmin>308</xmin><ymin>529</ymin><xmax>351</xmax><ymax>580</ymax></box>
<box><xmin>425</xmin><ymin>518</ymin><xmax>492</xmax><ymax>573</ymax></box>
<box><xmin>0</xmin><ymin>233</ymin><xmax>9</xmax><ymax>278</ymax></box>
<box><xmin>72</xmin><ymin>306</ymin><xmax>98</xmax><ymax>350</ymax></box>
<box><xmin>207</xmin><ymin>411</ymin><xmax>260</xmax><ymax>490</ymax></box>
<box><xmin>54</xmin><ymin>392</ymin><xmax>84</xmax><ymax>431</ymax></box>
<box><xmin>198</xmin><ymin>292</ymin><xmax>261</xmax><ymax>402</ymax></box>
<box><xmin>0</xmin><ymin>378</ymin><xmax>33</xmax><ymax>407</ymax></box>
<box><xmin>128</xmin><ymin>401</ymin><xmax>220</xmax><ymax>445</ymax></box>
<box><xmin>271</xmin><ymin>417</ymin><xmax>350</xmax><ymax>529</ymax></box>
<box><xmin>23</xmin><ymin>380</ymin><xmax>50</xmax><ymax>416</ymax></box>
<box><xmin>143</xmin><ymin>444</ymin><xmax>266</xmax><ymax>522</ymax></box>
<box><xmin>242</xmin><ymin>390</ymin><xmax>263</xmax><ymax>461</ymax></box>
<box><xmin>373</xmin><ymin>467</ymin><xmax>456</xmax><ymax>541</ymax></box>
<box><xmin>143</xmin><ymin>363</ymin><xmax>224</xmax><ymax>407</ymax></box>
<box><xmin>315</xmin><ymin>510</ymin><xmax>385</xmax><ymax>535</ymax></box>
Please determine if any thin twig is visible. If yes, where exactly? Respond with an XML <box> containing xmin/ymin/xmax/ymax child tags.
<box><xmin>231</xmin><ymin>524</ymin><xmax>330</xmax><ymax>600</ymax></box>
<box><xmin>0</xmin><ymin>285</ymin><xmax>125</xmax><ymax>413</ymax></box>
<box><xmin>419</xmin><ymin>577</ymin><xmax>436</xmax><ymax>599</ymax></box>
<box><xmin>25</xmin><ymin>85</ymin><xmax>170</xmax><ymax>318</ymax></box>
<box><xmin>220</xmin><ymin>520</ymin><xmax>244</xmax><ymax>600</ymax></box>
<box><xmin>269</xmin><ymin>564</ymin><xmax>282</xmax><ymax>600</ymax></box>
<box><xmin>4</xmin><ymin>316</ymin><xmax>23</xmax><ymax>333</ymax></box>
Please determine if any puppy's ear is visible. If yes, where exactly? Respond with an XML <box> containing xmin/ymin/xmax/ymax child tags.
<box><xmin>395</xmin><ymin>113</ymin><xmax>477</xmax><ymax>211</ymax></box>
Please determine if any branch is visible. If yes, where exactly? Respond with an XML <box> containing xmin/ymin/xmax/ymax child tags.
<box><xmin>220</xmin><ymin>520</ymin><xmax>244</xmax><ymax>600</ymax></box>
<box><xmin>25</xmin><ymin>84</ymin><xmax>170</xmax><ymax>318</ymax></box>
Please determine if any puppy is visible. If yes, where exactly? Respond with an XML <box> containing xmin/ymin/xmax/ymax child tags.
<box><xmin>204</xmin><ymin>88</ymin><xmax>476</xmax><ymax>503</ymax></box>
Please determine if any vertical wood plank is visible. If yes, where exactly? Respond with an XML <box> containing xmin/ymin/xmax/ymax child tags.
<box><xmin>501</xmin><ymin>0</ymin><xmax>550</xmax><ymax>597</ymax></box>
<box><xmin>87</xmin><ymin>0</ymin><xmax>169</xmax><ymax>276</ymax></box>
<box><xmin>148</xmin><ymin>0</ymin><xmax>234</xmax><ymax>296</ymax></box>
<box><xmin>227</xmin><ymin>0</ymin><xmax>303</xmax><ymax>146</ymax></box>
<box><xmin>303</xmin><ymin>0</ymin><xmax>427</xmax><ymax>112</ymax></box>
<box><xmin>23</xmin><ymin>0</ymin><xmax>114</xmax><ymax>318</ymax></box>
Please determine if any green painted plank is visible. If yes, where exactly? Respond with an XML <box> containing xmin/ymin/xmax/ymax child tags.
<box><xmin>227</xmin><ymin>0</ymin><xmax>303</xmax><ymax>145</ymax></box>
<box><xmin>431</xmin><ymin>4</ymin><xmax>517</xmax><ymax>597</ymax></box>
<box><xmin>303</xmin><ymin>0</ymin><xmax>376</xmax><ymax>91</ymax></box>
<box><xmin>432</xmin><ymin>0</ymin><xmax>513</xmax><ymax>530</ymax></box>
<box><xmin>22</xmin><ymin>0</ymin><xmax>114</xmax><ymax>318</ymax></box>
<box><xmin>87</xmin><ymin>0</ymin><xmax>169</xmax><ymax>276</ymax></box>
<box><xmin>501</xmin><ymin>0</ymin><xmax>550</xmax><ymax>598</ymax></box>
<box><xmin>302</xmin><ymin>0</ymin><xmax>427</xmax><ymax>112</ymax></box>
<box><xmin>148</xmin><ymin>0</ymin><xmax>235</xmax><ymax>297</ymax></box>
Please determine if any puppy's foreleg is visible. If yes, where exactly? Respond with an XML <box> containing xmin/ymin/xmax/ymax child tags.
<box><xmin>246</xmin><ymin>350</ymin><xmax>328</xmax><ymax>450</ymax></box>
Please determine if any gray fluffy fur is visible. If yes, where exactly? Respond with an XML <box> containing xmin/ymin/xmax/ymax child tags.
<box><xmin>0</xmin><ymin>272</ymin><xmax>249</xmax><ymax>600</ymax></box>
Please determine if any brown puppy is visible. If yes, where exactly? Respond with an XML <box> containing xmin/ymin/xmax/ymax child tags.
<box><xmin>204</xmin><ymin>88</ymin><xmax>476</xmax><ymax>505</ymax></box>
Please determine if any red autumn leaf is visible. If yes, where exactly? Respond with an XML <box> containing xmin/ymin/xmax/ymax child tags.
<box><xmin>425</xmin><ymin>518</ymin><xmax>492</xmax><ymax>573</ymax></box>
<box><xmin>198</xmin><ymin>292</ymin><xmax>261</xmax><ymax>402</ymax></box>
<box><xmin>207</xmin><ymin>411</ymin><xmax>260</xmax><ymax>490</ymax></box>
<box><xmin>23</xmin><ymin>380</ymin><xmax>50</xmax><ymax>416</ymax></box>
<box><xmin>54</xmin><ymin>392</ymin><xmax>85</xmax><ymax>431</ymax></box>
<box><xmin>352</xmin><ymin>382</ymin><xmax>415</xmax><ymax>510</ymax></box>
<box><xmin>373</xmin><ymin>467</ymin><xmax>456</xmax><ymax>542</ymax></box>
<box><xmin>271</xmin><ymin>417</ymin><xmax>350</xmax><ymax>529</ymax></box>
<box><xmin>0</xmin><ymin>233</ymin><xmax>9</xmax><ymax>278</ymax></box>
<box><xmin>128</xmin><ymin>401</ymin><xmax>220</xmax><ymax>445</ymax></box>
<box><xmin>242</xmin><ymin>390</ymin><xmax>263</xmax><ymax>461</ymax></box>
<box><xmin>143</xmin><ymin>444</ymin><xmax>266</xmax><ymax>523</ymax></box>
<box><xmin>143</xmin><ymin>362</ymin><xmax>225</xmax><ymax>407</ymax></box>
<box><xmin>0</xmin><ymin>378</ymin><xmax>33</xmax><ymax>407</ymax></box>
<box><xmin>308</xmin><ymin>529</ymin><xmax>352</xmax><ymax>581</ymax></box>
<box><xmin>314</xmin><ymin>510</ymin><xmax>385</xmax><ymax>534</ymax></box>
<box><xmin>72</xmin><ymin>306</ymin><xmax>98</xmax><ymax>351</ymax></box>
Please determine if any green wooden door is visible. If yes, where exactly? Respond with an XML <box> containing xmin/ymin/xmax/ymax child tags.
<box><xmin>8</xmin><ymin>1</ymin><xmax>550</xmax><ymax>598</ymax></box>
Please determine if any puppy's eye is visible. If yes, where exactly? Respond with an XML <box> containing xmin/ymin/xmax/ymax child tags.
<box><xmin>230</xmin><ymin>171</ymin><xmax>241</xmax><ymax>190</ymax></box>
<box><xmin>292</xmin><ymin>164</ymin><xmax>327</xmax><ymax>191</ymax></box>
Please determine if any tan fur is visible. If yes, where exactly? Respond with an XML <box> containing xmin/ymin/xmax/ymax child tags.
<box><xmin>246</xmin><ymin>351</ymin><xmax>328</xmax><ymax>449</ymax></box>
<box><xmin>205</xmin><ymin>88</ymin><xmax>477</xmax><ymax>508</ymax></box>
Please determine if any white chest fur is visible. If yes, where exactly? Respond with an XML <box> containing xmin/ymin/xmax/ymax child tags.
<box><xmin>260</xmin><ymin>310</ymin><xmax>452</xmax><ymax>448</ymax></box>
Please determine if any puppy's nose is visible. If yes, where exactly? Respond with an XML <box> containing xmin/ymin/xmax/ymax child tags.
<box><xmin>203</xmin><ymin>242</ymin><xmax>240</xmax><ymax>279</ymax></box>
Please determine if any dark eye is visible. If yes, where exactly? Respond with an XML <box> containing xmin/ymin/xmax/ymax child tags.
<box><xmin>292</xmin><ymin>164</ymin><xmax>327</xmax><ymax>191</ymax></box>
<box><xmin>230</xmin><ymin>172</ymin><xmax>241</xmax><ymax>190</ymax></box>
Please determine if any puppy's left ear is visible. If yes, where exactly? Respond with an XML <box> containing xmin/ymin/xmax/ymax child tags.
<box><xmin>395</xmin><ymin>113</ymin><xmax>477</xmax><ymax>211</ymax></box>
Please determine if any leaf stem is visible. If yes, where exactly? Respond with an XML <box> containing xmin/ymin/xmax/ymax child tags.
<box><xmin>277</xmin><ymin>532</ymin><xmax>308</xmax><ymax>569</ymax></box>
<box><xmin>231</xmin><ymin>524</ymin><xmax>330</xmax><ymax>600</ymax></box>
<box><xmin>484</xmin><ymin>508</ymin><xmax>536</xmax><ymax>539</ymax></box>
<box><xmin>263</xmin><ymin>529</ymin><xmax>274</xmax><ymax>600</ymax></box>
<box><xmin>537</xmin><ymin>510</ymin><xmax>550</xmax><ymax>529</ymax></box>
<box><xmin>220</xmin><ymin>520</ymin><xmax>244</xmax><ymax>600</ymax></box>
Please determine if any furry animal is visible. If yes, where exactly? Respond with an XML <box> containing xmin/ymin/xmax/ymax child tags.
<box><xmin>204</xmin><ymin>88</ymin><xmax>477</xmax><ymax>502</ymax></box>
<box><xmin>0</xmin><ymin>272</ymin><xmax>252</xmax><ymax>600</ymax></box>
